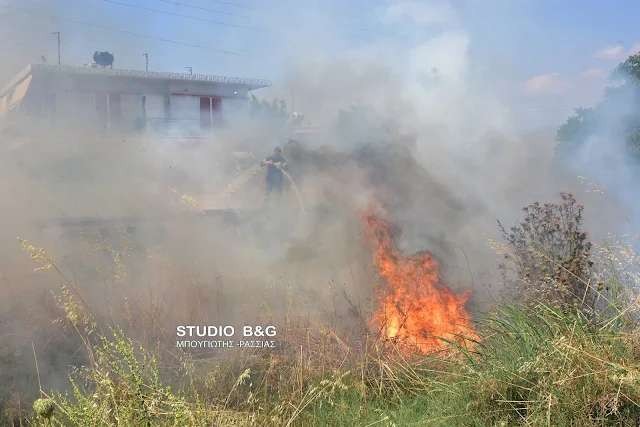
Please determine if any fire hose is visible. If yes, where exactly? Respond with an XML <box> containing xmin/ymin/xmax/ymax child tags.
<box><xmin>256</xmin><ymin>165</ymin><xmax>306</xmax><ymax>214</ymax></box>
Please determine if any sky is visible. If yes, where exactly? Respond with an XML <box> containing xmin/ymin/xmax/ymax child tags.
<box><xmin>1</xmin><ymin>0</ymin><xmax>639</xmax><ymax>130</ymax></box>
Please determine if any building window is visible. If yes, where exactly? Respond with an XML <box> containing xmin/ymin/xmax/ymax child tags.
<box><xmin>94</xmin><ymin>92</ymin><xmax>122</xmax><ymax>125</ymax></box>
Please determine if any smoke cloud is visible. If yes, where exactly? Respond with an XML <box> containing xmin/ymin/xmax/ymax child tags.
<box><xmin>0</xmin><ymin>0</ymin><xmax>629</xmax><ymax>410</ymax></box>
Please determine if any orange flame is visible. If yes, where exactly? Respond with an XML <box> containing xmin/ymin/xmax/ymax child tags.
<box><xmin>363</xmin><ymin>207</ymin><xmax>480</xmax><ymax>355</ymax></box>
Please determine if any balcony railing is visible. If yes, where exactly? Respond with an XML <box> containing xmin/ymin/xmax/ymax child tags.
<box><xmin>30</xmin><ymin>64</ymin><xmax>272</xmax><ymax>89</ymax></box>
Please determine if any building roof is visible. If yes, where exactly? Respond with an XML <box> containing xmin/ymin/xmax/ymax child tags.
<box><xmin>0</xmin><ymin>63</ymin><xmax>272</xmax><ymax>99</ymax></box>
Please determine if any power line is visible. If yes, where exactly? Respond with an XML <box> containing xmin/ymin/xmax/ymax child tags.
<box><xmin>101</xmin><ymin>0</ymin><xmax>261</xmax><ymax>31</ymax></box>
<box><xmin>202</xmin><ymin>0</ymin><xmax>255</xmax><ymax>9</ymax></box>
<box><xmin>102</xmin><ymin>0</ymin><xmax>385</xmax><ymax>41</ymax></box>
<box><xmin>0</xmin><ymin>3</ymin><xmax>274</xmax><ymax>60</ymax></box>
<box><xmin>154</xmin><ymin>0</ymin><xmax>250</xmax><ymax>19</ymax></box>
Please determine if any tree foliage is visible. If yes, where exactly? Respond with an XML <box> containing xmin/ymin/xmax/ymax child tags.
<box><xmin>248</xmin><ymin>94</ymin><xmax>307</xmax><ymax>137</ymax></box>
<box><xmin>612</xmin><ymin>53</ymin><xmax>640</xmax><ymax>82</ymax></box>
<box><xmin>556</xmin><ymin>52</ymin><xmax>640</xmax><ymax>156</ymax></box>
<box><xmin>248</xmin><ymin>94</ymin><xmax>289</xmax><ymax>122</ymax></box>
<box><xmin>555</xmin><ymin>107</ymin><xmax>597</xmax><ymax>155</ymax></box>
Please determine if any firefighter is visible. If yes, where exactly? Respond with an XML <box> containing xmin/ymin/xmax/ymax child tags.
<box><xmin>260</xmin><ymin>146</ymin><xmax>288</xmax><ymax>203</ymax></box>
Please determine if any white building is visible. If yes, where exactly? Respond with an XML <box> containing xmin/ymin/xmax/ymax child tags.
<box><xmin>0</xmin><ymin>64</ymin><xmax>271</xmax><ymax>136</ymax></box>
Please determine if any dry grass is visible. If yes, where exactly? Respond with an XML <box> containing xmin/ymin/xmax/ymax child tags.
<box><xmin>3</xmin><ymin>192</ymin><xmax>640</xmax><ymax>426</ymax></box>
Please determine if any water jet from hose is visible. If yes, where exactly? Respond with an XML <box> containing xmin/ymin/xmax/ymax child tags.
<box><xmin>282</xmin><ymin>170</ymin><xmax>306</xmax><ymax>214</ymax></box>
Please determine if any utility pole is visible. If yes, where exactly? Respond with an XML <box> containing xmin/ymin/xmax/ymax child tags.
<box><xmin>142</xmin><ymin>53</ymin><xmax>148</xmax><ymax>71</ymax></box>
<box><xmin>52</xmin><ymin>31</ymin><xmax>60</xmax><ymax>65</ymax></box>
<box><xmin>185</xmin><ymin>67</ymin><xmax>192</xmax><ymax>75</ymax></box>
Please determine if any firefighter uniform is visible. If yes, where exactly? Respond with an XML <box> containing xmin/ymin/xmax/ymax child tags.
<box><xmin>260</xmin><ymin>147</ymin><xmax>288</xmax><ymax>201</ymax></box>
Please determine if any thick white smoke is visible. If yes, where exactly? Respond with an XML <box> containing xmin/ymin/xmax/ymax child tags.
<box><xmin>0</xmin><ymin>0</ymin><xmax>628</xmax><ymax>411</ymax></box>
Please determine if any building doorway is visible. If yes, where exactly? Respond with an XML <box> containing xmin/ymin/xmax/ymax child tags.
<box><xmin>199</xmin><ymin>97</ymin><xmax>211</xmax><ymax>129</ymax></box>
<box><xmin>199</xmin><ymin>96</ymin><xmax>223</xmax><ymax>131</ymax></box>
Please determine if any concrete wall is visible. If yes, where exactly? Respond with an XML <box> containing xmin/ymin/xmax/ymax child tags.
<box><xmin>145</xmin><ymin>95</ymin><xmax>165</xmax><ymax>119</ymax></box>
<box><xmin>170</xmin><ymin>95</ymin><xmax>199</xmax><ymax>120</ymax></box>
<box><xmin>121</xmin><ymin>94</ymin><xmax>144</xmax><ymax>121</ymax></box>
<box><xmin>55</xmin><ymin>90</ymin><xmax>98</xmax><ymax>125</ymax></box>
<box><xmin>41</xmin><ymin>72</ymin><xmax>166</xmax><ymax>97</ymax></box>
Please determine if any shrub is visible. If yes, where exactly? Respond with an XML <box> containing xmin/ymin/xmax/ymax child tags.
<box><xmin>497</xmin><ymin>192</ymin><xmax>596</xmax><ymax>315</ymax></box>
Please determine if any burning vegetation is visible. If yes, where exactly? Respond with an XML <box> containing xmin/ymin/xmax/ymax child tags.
<box><xmin>363</xmin><ymin>205</ymin><xmax>479</xmax><ymax>355</ymax></box>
